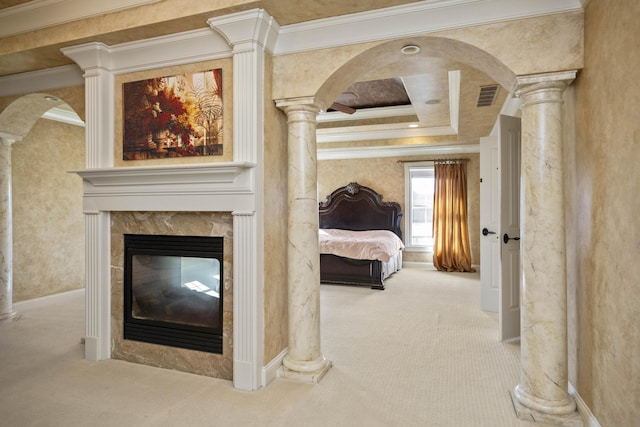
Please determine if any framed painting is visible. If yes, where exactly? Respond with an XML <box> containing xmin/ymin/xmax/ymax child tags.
<box><xmin>123</xmin><ymin>69</ymin><xmax>223</xmax><ymax>160</ymax></box>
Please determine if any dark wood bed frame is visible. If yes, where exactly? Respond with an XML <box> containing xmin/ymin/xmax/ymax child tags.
<box><xmin>319</xmin><ymin>182</ymin><xmax>403</xmax><ymax>290</ymax></box>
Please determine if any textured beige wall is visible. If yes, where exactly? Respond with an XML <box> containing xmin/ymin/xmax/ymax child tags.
<box><xmin>318</xmin><ymin>153</ymin><xmax>480</xmax><ymax>265</ymax></box>
<box><xmin>12</xmin><ymin>118</ymin><xmax>85</xmax><ymax>301</ymax></box>
<box><xmin>262</xmin><ymin>53</ymin><xmax>289</xmax><ymax>363</ymax></box>
<box><xmin>273</xmin><ymin>12</ymin><xmax>583</xmax><ymax>104</ymax></box>
<box><xmin>572</xmin><ymin>1</ymin><xmax>640</xmax><ymax>425</ymax></box>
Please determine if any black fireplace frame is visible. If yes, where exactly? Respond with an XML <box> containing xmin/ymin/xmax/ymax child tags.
<box><xmin>123</xmin><ymin>234</ymin><xmax>224</xmax><ymax>354</ymax></box>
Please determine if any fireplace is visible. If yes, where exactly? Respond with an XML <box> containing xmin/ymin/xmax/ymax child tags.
<box><xmin>123</xmin><ymin>234</ymin><xmax>224</xmax><ymax>354</ymax></box>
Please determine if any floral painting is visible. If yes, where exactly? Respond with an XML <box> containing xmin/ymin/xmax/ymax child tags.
<box><xmin>123</xmin><ymin>69</ymin><xmax>223</xmax><ymax>160</ymax></box>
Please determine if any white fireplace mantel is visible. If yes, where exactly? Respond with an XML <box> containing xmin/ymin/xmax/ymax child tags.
<box><xmin>73</xmin><ymin>162</ymin><xmax>256</xmax><ymax>213</ymax></box>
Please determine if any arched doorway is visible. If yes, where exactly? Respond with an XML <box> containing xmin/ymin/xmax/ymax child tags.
<box><xmin>279</xmin><ymin>34</ymin><xmax>579</xmax><ymax>423</ymax></box>
<box><xmin>0</xmin><ymin>92</ymin><xmax>85</xmax><ymax>317</ymax></box>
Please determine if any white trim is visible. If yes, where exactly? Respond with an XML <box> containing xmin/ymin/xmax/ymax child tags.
<box><xmin>490</xmin><ymin>94</ymin><xmax>521</xmax><ymax>136</ymax></box>
<box><xmin>262</xmin><ymin>348</ymin><xmax>288</xmax><ymax>386</ymax></box>
<box><xmin>72</xmin><ymin>162</ymin><xmax>256</xmax><ymax>213</ymax></box>
<box><xmin>62</xmin><ymin>29</ymin><xmax>233</xmax><ymax>76</ymax></box>
<box><xmin>448</xmin><ymin>70</ymin><xmax>461</xmax><ymax>133</ymax></box>
<box><xmin>42</xmin><ymin>106</ymin><xmax>85</xmax><ymax>127</ymax></box>
<box><xmin>404</xmin><ymin>161</ymin><xmax>435</xmax><ymax>253</ymax></box>
<box><xmin>0</xmin><ymin>65</ymin><xmax>84</xmax><ymax>97</ymax></box>
<box><xmin>274</xmin><ymin>0</ymin><xmax>583</xmax><ymax>55</ymax></box>
<box><xmin>317</xmin><ymin>105</ymin><xmax>416</xmax><ymax>123</ymax></box>
<box><xmin>318</xmin><ymin>143</ymin><xmax>479</xmax><ymax>161</ymax></box>
<box><xmin>317</xmin><ymin>123</ymin><xmax>455</xmax><ymax>143</ymax></box>
<box><xmin>569</xmin><ymin>382</ymin><xmax>601</xmax><ymax>427</ymax></box>
<box><xmin>107</xmin><ymin>28</ymin><xmax>231</xmax><ymax>74</ymax></box>
<box><xmin>0</xmin><ymin>0</ymin><xmax>161</xmax><ymax>38</ymax></box>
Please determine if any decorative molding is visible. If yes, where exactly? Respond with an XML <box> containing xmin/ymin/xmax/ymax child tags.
<box><xmin>73</xmin><ymin>162</ymin><xmax>256</xmax><ymax>213</ymax></box>
<box><xmin>516</xmin><ymin>70</ymin><xmax>578</xmax><ymax>87</ymax></box>
<box><xmin>318</xmin><ymin>70</ymin><xmax>460</xmax><ymax>142</ymax></box>
<box><xmin>0</xmin><ymin>0</ymin><xmax>161</xmax><ymax>38</ymax></box>
<box><xmin>569</xmin><ymin>382</ymin><xmax>602</xmax><ymax>427</ymax></box>
<box><xmin>83</xmin><ymin>211</ymin><xmax>111</xmax><ymax>361</ymax></box>
<box><xmin>317</xmin><ymin>123</ymin><xmax>456</xmax><ymax>143</ymax></box>
<box><xmin>208</xmin><ymin>9</ymin><xmax>280</xmax><ymax>53</ymax></box>
<box><xmin>107</xmin><ymin>28</ymin><xmax>231</xmax><ymax>74</ymax></box>
<box><xmin>232</xmin><ymin>211</ymin><xmax>263</xmax><ymax>390</ymax></box>
<box><xmin>263</xmin><ymin>348</ymin><xmax>288</xmax><ymax>386</ymax></box>
<box><xmin>61</xmin><ymin>30</ymin><xmax>232</xmax><ymax>76</ymax></box>
<box><xmin>317</xmin><ymin>105</ymin><xmax>416</xmax><ymax>123</ymax></box>
<box><xmin>318</xmin><ymin>142</ymin><xmax>479</xmax><ymax>161</ymax></box>
<box><xmin>41</xmin><ymin>106</ymin><xmax>85</xmax><ymax>127</ymax></box>
<box><xmin>0</xmin><ymin>65</ymin><xmax>84</xmax><ymax>97</ymax></box>
<box><xmin>274</xmin><ymin>0</ymin><xmax>583</xmax><ymax>55</ymax></box>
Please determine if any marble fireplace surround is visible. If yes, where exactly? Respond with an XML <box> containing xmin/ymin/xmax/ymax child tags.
<box><xmin>75</xmin><ymin>162</ymin><xmax>263</xmax><ymax>387</ymax></box>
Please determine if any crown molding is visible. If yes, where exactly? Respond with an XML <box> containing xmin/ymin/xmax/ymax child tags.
<box><xmin>317</xmin><ymin>105</ymin><xmax>416</xmax><ymax>123</ymax></box>
<box><xmin>0</xmin><ymin>0</ymin><xmax>161</xmax><ymax>38</ymax></box>
<box><xmin>61</xmin><ymin>28</ymin><xmax>232</xmax><ymax>75</ymax></box>
<box><xmin>318</xmin><ymin>142</ymin><xmax>479</xmax><ymax>161</ymax></box>
<box><xmin>0</xmin><ymin>65</ymin><xmax>84</xmax><ymax>97</ymax></box>
<box><xmin>317</xmin><ymin>123</ymin><xmax>456</xmax><ymax>143</ymax></box>
<box><xmin>274</xmin><ymin>0</ymin><xmax>583</xmax><ymax>55</ymax></box>
<box><xmin>208</xmin><ymin>8</ymin><xmax>280</xmax><ymax>53</ymax></box>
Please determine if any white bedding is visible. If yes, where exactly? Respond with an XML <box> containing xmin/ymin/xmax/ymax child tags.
<box><xmin>319</xmin><ymin>228</ymin><xmax>404</xmax><ymax>262</ymax></box>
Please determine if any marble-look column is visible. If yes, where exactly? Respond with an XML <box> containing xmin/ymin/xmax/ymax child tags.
<box><xmin>512</xmin><ymin>71</ymin><xmax>582</xmax><ymax>426</ymax></box>
<box><xmin>276</xmin><ymin>98</ymin><xmax>331</xmax><ymax>383</ymax></box>
<box><xmin>0</xmin><ymin>135</ymin><xmax>18</xmax><ymax>321</ymax></box>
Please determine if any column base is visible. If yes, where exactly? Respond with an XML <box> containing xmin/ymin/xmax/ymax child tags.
<box><xmin>0</xmin><ymin>309</ymin><xmax>17</xmax><ymax>321</ymax></box>
<box><xmin>280</xmin><ymin>357</ymin><xmax>332</xmax><ymax>384</ymax></box>
<box><xmin>511</xmin><ymin>390</ymin><xmax>583</xmax><ymax>427</ymax></box>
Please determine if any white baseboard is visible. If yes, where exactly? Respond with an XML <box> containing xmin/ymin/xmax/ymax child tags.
<box><xmin>569</xmin><ymin>382</ymin><xmax>601</xmax><ymax>427</ymax></box>
<box><xmin>262</xmin><ymin>348</ymin><xmax>287</xmax><ymax>387</ymax></box>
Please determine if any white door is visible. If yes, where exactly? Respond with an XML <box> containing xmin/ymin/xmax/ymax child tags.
<box><xmin>479</xmin><ymin>114</ymin><xmax>521</xmax><ymax>341</ymax></box>
<box><xmin>499</xmin><ymin>115</ymin><xmax>521</xmax><ymax>341</ymax></box>
<box><xmin>479</xmin><ymin>135</ymin><xmax>500</xmax><ymax>313</ymax></box>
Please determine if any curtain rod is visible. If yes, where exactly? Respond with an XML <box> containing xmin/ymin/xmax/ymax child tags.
<box><xmin>397</xmin><ymin>158</ymin><xmax>470</xmax><ymax>164</ymax></box>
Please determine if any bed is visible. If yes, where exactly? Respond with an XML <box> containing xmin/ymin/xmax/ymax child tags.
<box><xmin>319</xmin><ymin>182</ymin><xmax>404</xmax><ymax>290</ymax></box>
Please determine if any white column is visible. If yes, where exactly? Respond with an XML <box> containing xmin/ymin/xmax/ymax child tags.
<box><xmin>232</xmin><ymin>211</ymin><xmax>260</xmax><ymax>389</ymax></box>
<box><xmin>209</xmin><ymin>9</ymin><xmax>278</xmax><ymax>390</ymax></box>
<box><xmin>0</xmin><ymin>134</ymin><xmax>20</xmax><ymax>321</ymax></box>
<box><xmin>277</xmin><ymin>98</ymin><xmax>331</xmax><ymax>383</ymax></box>
<box><xmin>62</xmin><ymin>43</ymin><xmax>115</xmax><ymax>361</ymax></box>
<box><xmin>512</xmin><ymin>71</ymin><xmax>582</xmax><ymax>426</ymax></box>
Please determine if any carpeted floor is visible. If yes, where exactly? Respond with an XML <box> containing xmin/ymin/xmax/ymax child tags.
<box><xmin>0</xmin><ymin>267</ymin><xmax>552</xmax><ymax>426</ymax></box>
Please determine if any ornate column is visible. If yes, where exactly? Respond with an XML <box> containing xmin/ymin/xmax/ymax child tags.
<box><xmin>0</xmin><ymin>133</ymin><xmax>20</xmax><ymax>321</ymax></box>
<box><xmin>512</xmin><ymin>71</ymin><xmax>582</xmax><ymax>426</ymax></box>
<box><xmin>62</xmin><ymin>43</ymin><xmax>114</xmax><ymax>361</ymax></box>
<box><xmin>209</xmin><ymin>8</ymin><xmax>279</xmax><ymax>391</ymax></box>
<box><xmin>276</xmin><ymin>97</ymin><xmax>331</xmax><ymax>383</ymax></box>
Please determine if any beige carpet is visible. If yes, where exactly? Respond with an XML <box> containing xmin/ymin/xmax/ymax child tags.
<box><xmin>0</xmin><ymin>267</ymin><xmax>551</xmax><ymax>427</ymax></box>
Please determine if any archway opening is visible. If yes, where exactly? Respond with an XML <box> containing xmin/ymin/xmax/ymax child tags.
<box><xmin>0</xmin><ymin>93</ymin><xmax>86</xmax><ymax>304</ymax></box>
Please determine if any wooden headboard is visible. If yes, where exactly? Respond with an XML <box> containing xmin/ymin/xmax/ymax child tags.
<box><xmin>319</xmin><ymin>182</ymin><xmax>403</xmax><ymax>241</ymax></box>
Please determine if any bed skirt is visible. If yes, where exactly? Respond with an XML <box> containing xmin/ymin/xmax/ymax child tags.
<box><xmin>320</xmin><ymin>251</ymin><xmax>402</xmax><ymax>290</ymax></box>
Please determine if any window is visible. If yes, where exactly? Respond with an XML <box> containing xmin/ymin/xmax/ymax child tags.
<box><xmin>404</xmin><ymin>162</ymin><xmax>435</xmax><ymax>251</ymax></box>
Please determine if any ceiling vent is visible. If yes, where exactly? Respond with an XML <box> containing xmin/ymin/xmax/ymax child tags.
<box><xmin>476</xmin><ymin>85</ymin><xmax>499</xmax><ymax>107</ymax></box>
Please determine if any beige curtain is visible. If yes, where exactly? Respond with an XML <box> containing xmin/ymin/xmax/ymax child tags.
<box><xmin>432</xmin><ymin>160</ymin><xmax>475</xmax><ymax>272</ymax></box>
